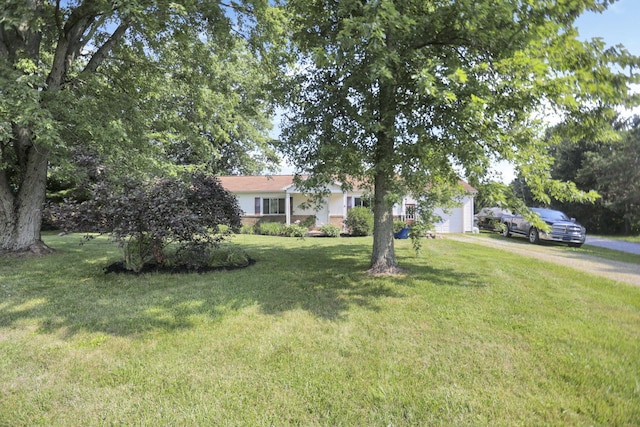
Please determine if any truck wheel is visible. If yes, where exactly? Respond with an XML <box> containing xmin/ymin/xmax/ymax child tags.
<box><xmin>528</xmin><ymin>228</ymin><xmax>540</xmax><ymax>244</ymax></box>
<box><xmin>502</xmin><ymin>223</ymin><xmax>511</xmax><ymax>238</ymax></box>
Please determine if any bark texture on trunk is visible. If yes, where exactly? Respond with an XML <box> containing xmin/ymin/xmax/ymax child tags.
<box><xmin>368</xmin><ymin>72</ymin><xmax>401</xmax><ymax>275</ymax></box>
<box><xmin>369</xmin><ymin>170</ymin><xmax>400</xmax><ymax>275</ymax></box>
<box><xmin>0</xmin><ymin>126</ymin><xmax>51</xmax><ymax>254</ymax></box>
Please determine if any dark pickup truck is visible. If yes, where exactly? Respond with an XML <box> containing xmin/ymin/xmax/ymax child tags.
<box><xmin>502</xmin><ymin>207</ymin><xmax>586</xmax><ymax>247</ymax></box>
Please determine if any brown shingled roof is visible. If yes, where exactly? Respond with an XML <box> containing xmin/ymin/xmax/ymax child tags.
<box><xmin>458</xmin><ymin>180</ymin><xmax>477</xmax><ymax>194</ymax></box>
<box><xmin>218</xmin><ymin>175</ymin><xmax>476</xmax><ymax>194</ymax></box>
<box><xmin>217</xmin><ymin>175</ymin><xmax>296</xmax><ymax>193</ymax></box>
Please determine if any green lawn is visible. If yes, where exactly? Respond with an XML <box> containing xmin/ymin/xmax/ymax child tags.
<box><xmin>1</xmin><ymin>233</ymin><xmax>639</xmax><ymax>426</ymax></box>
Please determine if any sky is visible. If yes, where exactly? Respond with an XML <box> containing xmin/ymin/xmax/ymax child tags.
<box><xmin>575</xmin><ymin>0</ymin><xmax>640</xmax><ymax>56</ymax></box>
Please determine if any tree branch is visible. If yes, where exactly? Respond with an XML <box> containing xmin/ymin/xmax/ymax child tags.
<box><xmin>411</xmin><ymin>36</ymin><xmax>474</xmax><ymax>52</ymax></box>
<box><xmin>54</xmin><ymin>0</ymin><xmax>63</xmax><ymax>34</ymax></box>
<box><xmin>81</xmin><ymin>21</ymin><xmax>130</xmax><ymax>75</ymax></box>
<box><xmin>46</xmin><ymin>0</ymin><xmax>105</xmax><ymax>90</ymax></box>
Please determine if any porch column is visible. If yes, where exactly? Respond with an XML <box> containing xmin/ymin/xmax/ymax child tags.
<box><xmin>285</xmin><ymin>193</ymin><xmax>291</xmax><ymax>225</ymax></box>
<box><xmin>343</xmin><ymin>192</ymin><xmax>347</xmax><ymax>232</ymax></box>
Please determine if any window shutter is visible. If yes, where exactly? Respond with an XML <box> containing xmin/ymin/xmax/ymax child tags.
<box><xmin>347</xmin><ymin>196</ymin><xmax>353</xmax><ymax>210</ymax></box>
<box><xmin>254</xmin><ymin>197</ymin><xmax>261</xmax><ymax>215</ymax></box>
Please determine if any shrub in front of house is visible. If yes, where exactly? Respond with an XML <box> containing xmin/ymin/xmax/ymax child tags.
<box><xmin>345</xmin><ymin>207</ymin><xmax>374</xmax><ymax>236</ymax></box>
<box><xmin>216</xmin><ymin>224</ymin><xmax>230</xmax><ymax>235</ymax></box>
<box><xmin>207</xmin><ymin>245</ymin><xmax>251</xmax><ymax>267</ymax></box>
<box><xmin>239</xmin><ymin>224</ymin><xmax>256</xmax><ymax>234</ymax></box>
<box><xmin>320</xmin><ymin>224</ymin><xmax>341</xmax><ymax>237</ymax></box>
<box><xmin>283</xmin><ymin>224</ymin><xmax>307</xmax><ymax>237</ymax></box>
<box><xmin>300</xmin><ymin>215</ymin><xmax>317</xmax><ymax>229</ymax></box>
<box><xmin>256</xmin><ymin>222</ymin><xmax>284</xmax><ymax>236</ymax></box>
<box><xmin>255</xmin><ymin>222</ymin><xmax>306</xmax><ymax>237</ymax></box>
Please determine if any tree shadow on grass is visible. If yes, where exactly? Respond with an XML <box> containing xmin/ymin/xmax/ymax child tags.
<box><xmin>0</xmin><ymin>236</ymin><xmax>482</xmax><ymax>338</ymax></box>
<box><xmin>408</xmin><ymin>264</ymin><xmax>486</xmax><ymax>288</ymax></box>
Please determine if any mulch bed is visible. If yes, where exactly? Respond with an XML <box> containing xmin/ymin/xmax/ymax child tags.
<box><xmin>104</xmin><ymin>259</ymin><xmax>256</xmax><ymax>275</ymax></box>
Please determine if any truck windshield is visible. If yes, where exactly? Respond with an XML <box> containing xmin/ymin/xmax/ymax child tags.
<box><xmin>532</xmin><ymin>208</ymin><xmax>570</xmax><ymax>221</ymax></box>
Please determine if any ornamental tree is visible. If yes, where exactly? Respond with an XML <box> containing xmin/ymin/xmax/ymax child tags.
<box><xmin>49</xmin><ymin>173</ymin><xmax>242</xmax><ymax>272</ymax></box>
<box><xmin>280</xmin><ymin>0</ymin><xmax>639</xmax><ymax>274</ymax></box>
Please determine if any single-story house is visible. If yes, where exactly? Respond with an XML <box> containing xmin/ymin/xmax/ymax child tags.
<box><xmin>218</xmin><ymin>175</ymin><xmax>477</xmax><ymax>233</ymax></box>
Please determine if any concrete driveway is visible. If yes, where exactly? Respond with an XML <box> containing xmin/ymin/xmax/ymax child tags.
<box><xmin>448</xmin><ymin>234</ymin><xmax>640</xmax><ymax>287</ymax></box>
<box><xmin>585</xmin><ymin>236</ymin><xmax>640</xmax><ymax>255</ymax></box>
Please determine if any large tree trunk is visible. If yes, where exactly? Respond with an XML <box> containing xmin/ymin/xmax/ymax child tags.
<box><xmin>369</xmin><ymin>74</ymin><xmax>400</xmax><ymax>275</ymax></box>
<box><xmin>369</xmin><ymin>170</ymin><xmax>400</xmax><ymax>274</ymax></box>
<box><xmin>0</xmin><ymin>126</ymin><xmax>52</xmax><ymax>254</ymax></box>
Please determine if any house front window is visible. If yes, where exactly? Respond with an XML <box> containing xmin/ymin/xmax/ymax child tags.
<box><xmin>354</xmin><ymin>197</ymin><xmax>371</xmax><ymax>208</ymax></box>
<box><xmin>406</xmin><ymin>204</ymin><xmax>416</xmax><ymax>220</ymax></box>
<box><xmin>263</xmin><ymin>198</ymin><xmax>286</xmax><ymax>215</ymax></box>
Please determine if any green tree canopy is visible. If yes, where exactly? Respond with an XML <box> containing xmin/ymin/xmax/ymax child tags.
<box><xmin>1</xmin><ymin>0</ymin><xmax>282</xmax><ymax>253</ymax></box>
<box><xmin>571</xmin><ymin>116</ymin><xmax>640</xmax><ymax>234</ymax></box>
<box><xmin>279</xmin><ymin>0</ymin><xmax>639</xmax><ymax>273</ymax></box>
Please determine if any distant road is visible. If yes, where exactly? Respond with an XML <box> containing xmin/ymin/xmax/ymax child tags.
<box><xmin>585</xmin><ymin>236</ymin><xmax>640</xmax><ymax>256</ymax></box>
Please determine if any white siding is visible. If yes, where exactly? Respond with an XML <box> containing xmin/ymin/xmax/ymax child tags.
<box><xmin>461</xmin><ymin>197</ymin><xmax>475</xmax><ymax>232</ymax></box>
<box><xmin>235</xmin><ymin>193</ymin><xmax>261</xmax><ymax>216</ymax></box>
<box><xmin>328</xmin><ymin>194</ymin><xmax>345</xmax><ymax>216</ymax></box>
<box><xmin>291</xmin><ymin>194</ymin><xmax>316</xmax><ymax>216</ymax></box>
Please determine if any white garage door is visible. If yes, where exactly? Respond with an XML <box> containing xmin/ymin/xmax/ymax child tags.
<box><xmin>433</xmin><ymin>208</ymin><xmax>464</xmax><ymax>233</ymax></box>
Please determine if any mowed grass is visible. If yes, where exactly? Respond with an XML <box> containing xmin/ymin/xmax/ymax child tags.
<box><xmin>1</xmin><ymin>233</ymin><xmax>639</xmax><ymax>426</ymax></box>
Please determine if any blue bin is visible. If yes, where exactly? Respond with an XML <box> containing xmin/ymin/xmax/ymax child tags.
<box><xmin>394</xmin><ymin>226</ymin><xmax>410</xmax><ymax>239</ymax></box>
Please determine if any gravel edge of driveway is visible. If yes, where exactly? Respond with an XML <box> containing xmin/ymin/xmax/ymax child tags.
<box><xmin>447</xmin><ymin>234</ymin><xmax>640</xmax><ymax>287</ymax></box>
